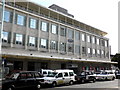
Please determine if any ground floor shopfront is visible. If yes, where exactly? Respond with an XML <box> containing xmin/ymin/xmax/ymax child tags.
<box><xmin>2</xmin><ymin>54</ymin><xmax>116</xmax><ymax>75</ymax></box>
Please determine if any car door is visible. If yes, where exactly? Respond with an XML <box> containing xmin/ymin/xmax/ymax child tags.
<box><xmin>56</xmin><ymin>73</ymin><xmax>64</xmax><ymax>85</ymax></box>
<box><xmin>26</xmin><ymin>72</ymin><xmax>36</xmax><ymax>88</ymax></box>
<box><xmin>15</xmin><ymin>73</ymin><xmax>28</xmax><ymax>88</ymax></box>
<box><xmin>63</xmin><ymin>72</ymin><xmax>70</xmax><ymax>84</ymax></box>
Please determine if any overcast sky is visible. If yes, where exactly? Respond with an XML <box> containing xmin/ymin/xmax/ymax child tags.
<box><xmin>30</xmin><ymin>0</ymin><xmax>119</xmax><ymax>55</ymax></box>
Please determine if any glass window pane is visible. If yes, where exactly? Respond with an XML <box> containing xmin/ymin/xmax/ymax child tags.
<box><xmin>68</xmin><ymin>29</ymin><xmax>73</xmax><ymax>39</ymax></box>
<box><xmin>68</xmin><ymin>43</ymin><xmax>73</xmax><ymax>52</ymax></box>
<box><xmin>87</xmin><ymin>35</ymin><xmax>90</xmax><ymax>42</ymax></box>
<box><xmin>2</xmin><ymin>31</ymin><xmax>8</xmax><ymax>42</ymax></box>
<box><xmin>75</xmin><ymin>45</ymin><xmax>80</xmax><ymax>54</ymax></box>
<box><xmin>30</xmin><ymin>18</ymin><xmax>37</xmax><ymax>29</ymax></box>
<box><xmin>60</xmin><ymin>42</ymin><xmax>66</xmax><ymax>52</ymax></box>
<box><xmin>60</xmin><ymin>27</ymin><xmax>66</xmax><ymax>36</ymax></box>
<box><xmin>29</xmin><ymin>36</ymin><xmax>35</xmax><ymax>46</ymax></box>
<box><xmin>17</xmin><ymin>14</ymin><xmax>25</xmax><ymax>26</ymax></box>
<box><xmin>41</xmin><ymin>22</ymin><xmax>47</xmax><ymax>31</ymax></box>
<box><xmin>40</xmin><ymin>39</ymin><xmax>47</xmax><ymax>48</ymax></box>
<box><xmin>16</xmin><ymin>34</ymin><xmax>23</xmax><ymax>42</ymax></box>
<box><xmin>75</xmin><ymin>31</ymin><xmax>80</xmax><ymax>40</ymax></box>
<box><xmin>51</xmin><ymin>24</ymin><xmax>57</xmax><ymax>34</ymax></box>
<box><xmin>88</xmin><ymin>48</ymin><xmax>91</xmax><ymax>54</ymax></box>
<box><xmin>93</xmin><ymin>49</ymin><xmax>95</xmax><ymax>54</ymax></box>
<box><xmin>4</xmin><ymin>11</ymin><xmax>10</xmax><ymax>22</ymax></box>
<box><xmin>50</xmin><ymin>40</ymin><xmax>57</xmax><ymax>50</ymax></box>
<box><xmin>92</xmin><ymin>36</ymin><xmax>95</xmax><ymax>43</ymax></box>
<box><xmin>97</xmin><ymin>38</ymin><xmax>99</xmax><ymax>45</ymax></box>
<box><xmin>82</xmin><ymin>34</ymin><xmax>85</xmax><ymax>41</ymax></box>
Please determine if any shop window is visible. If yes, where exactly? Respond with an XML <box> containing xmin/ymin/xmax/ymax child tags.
<box><xmin>41</xmin><ymin>63</ymin><xmax>48</xmax><ymax>69</ymax></box>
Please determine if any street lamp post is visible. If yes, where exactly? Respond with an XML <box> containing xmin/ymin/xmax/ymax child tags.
<box><xmin>0</xmin><ymin>0</ymin><xmax>5</xmax><ymax>80</ymax></box>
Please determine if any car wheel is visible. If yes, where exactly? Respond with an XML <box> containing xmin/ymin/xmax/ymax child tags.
<box><xmin>112</xmin><ymin>77</ymin><xmax>115</xmax><ymax>80</ymax></box>
<box><xmin>7</xmin><ymin>87</ymin><xmax>14</xmax><ymax>90</ymax></box>
<box><xmin>52</xmin><ymin>82</ymin><xmax>57</xmax><ymax>87</ymax></box>
<box><xmin>92</xmin><ymin>78</ymin><xmax>96</xmax><ymax>83</ymax></box>
<box><xmin>69</xmin><ymin>81</ymin><xmax>73</xmax><ymax>85</ymax></box>
<box><xmin>81</xmin><ymin>79</ymin><xmax>85</xmax><ymax>83</ymax></box>
<box><xmin>105</xmin><ymin>77</ymin><xmax>108</xmax><ymax>80</ymax></box>
<box><xmin>36</xmin><ymin>83</ymin><xmax>41</xmax><ymax>90</ymax></box>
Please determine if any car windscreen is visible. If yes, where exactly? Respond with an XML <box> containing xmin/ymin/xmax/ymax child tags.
<box><xmin>46</xmin><ymin>72</ymin><xmax>57</xmax><ymax>77</ymax></box>
<box><xmin>6</xmin><ymin>73</ymin><xmax>19</xmax><ymax>79</ymax></box>
<box><xmin>101</xmin><ymin>72</ymin><xmax>107</xmax><ymax>74</ymax></box>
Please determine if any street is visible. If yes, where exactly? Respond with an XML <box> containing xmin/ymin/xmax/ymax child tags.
<box><xmin>41</xmin><ymin>79</ymin><xmax>120</xmax><ymax>90</ymax></box>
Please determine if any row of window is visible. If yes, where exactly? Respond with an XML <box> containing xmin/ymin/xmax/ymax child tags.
<box><xmin>2</xmin><ymin>31</ymin><xmax>109</xmax><ymax>57</ymax></box>
<box><xmin>4</xmin><ymin>10</ymin><xmax>108</xmax><ymax>47</ymax></box>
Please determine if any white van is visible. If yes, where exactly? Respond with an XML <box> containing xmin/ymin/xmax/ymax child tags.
<box><xmin>40</xmin><ymin>69</ymin><xmax>54</xmax><ymax>77</ymax></box>
<box><xmin>42</xmin><ymin>69</ymin><xmax>76</xmax><ymax>87</ymax></box>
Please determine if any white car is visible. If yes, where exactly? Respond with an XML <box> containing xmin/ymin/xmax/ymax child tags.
<box><xmin>95</xmin><ymin>70</ymin><xmax>116</xmax><ymax>80</ymax></box>
<box><xmin>42</xmin><ymin>69</ymin><xmax>76</xmax><ymax>87</ymax></box>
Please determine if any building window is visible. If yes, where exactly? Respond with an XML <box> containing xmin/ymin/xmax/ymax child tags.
<box><xmin>87</xmin><ymin>35</ymin><xmax>90</xmax><ymax>42</ymax></box>
<box><xmin>75</xmin><ymin>45</ymin><xmax>80</xmax><ymax>54</ymax></box>
<box><xmin>41</xmin><ymin>21</ymin><xmax>48</xmax><ymax>32</ymax></box>
<box><xmin>51</xmin><ymin>24</ymin><xmax>57</xmax><ymax>34</ymax></box>
<box><xmin>97</xmin><ymin>38</ymin><xmax>99</xmax><ymax>45</ymax></box>
<box><xmin>102</xmin><ymin>40</ymin><xmax>105</xmax><ymax>46</ymax></box>
<box><xmin>60</xmin><ymin>27</ymin><xmax>66</xmax><ymax>37</ymax></box>
<box><xmin>97</xmin><ymin>49</ymin><xmax>100</xmax><ymax>55</ymax></box>
<box><xmin>68</xmin><ymin>29</ymin><xmax>74</xmax><ymax>39</ymax></box>
<box><xmin>102</xmin><ymin>50</ymin><xmax>104</xmax><ymax>55</ymax></box>
<box><xmin>93</xmin><ymin>49</ymin><xmax>96</xmax><ymax>55</ymax></box>
<box><xmin>75</xmin><ymin>31</ymin><xmax>80</xmax><ymax>40</ymax></box>
<box><xmin>2</xmin><ymin>31</ymin><xmax>9</xmax><ymax>43</ymax></box>
<box><xmin>68</xmin><ymin>43</ymin><xmax>73</xmax><ymax>52</ymax></box>
<box><xmin>82</xmin><ymin>33</ymin><xmax>85</xmax><ymax>41</ymax></box>
<box><xmin>15</xmin><ymin>34</ymin><xmax>23</xmax><ymax>45</ymax></box>
<box><xmin>30</xmin><ymin>18</ymin><xmax>37</xmax><ymax>29</ymax></box>
<box><xmin>60</xmin><ymin>42</ymin><xmax>66</xmax><ymax>52</ymax></box>
<box><xmin>82</xmin><ymin>47</ymin><xmax>86</xmax><ymax>54</ymax></box>
<box><xmin>29</xmin><ymin>36</ymin><xmax>36</xmax><ymax>47</ymax></box>
<box><xmin>92</xmin><ymin>36</ymin><xmax>95</xmax><ymax>44</ymax></box>
<box><xmin>105</xmin><ymin>40</ymin><xmax>108</xmax><ymax>47</ymax></box>
<box><xmin>17</xmin><ymin>14</ymin><xmax>25</xmax><ymax>26</ymax></box>
<box><xmin>50</xmin><ymin>40</ymin><xmax>58</xmax><ymax>50</ymax></box>
<box><xmin>88</xmin><ymin>48</ymin><xmax>91</xmax><ymax>54</ymax></box>
<box><xmin>40</xmin><ymin>38</ymin><xmax>48</xmax><ymax>49</ymax></box>
<box><xmin>4</xmin><ymin>11</ymin><xmax>11</xmax><ymax>22</ymax></box>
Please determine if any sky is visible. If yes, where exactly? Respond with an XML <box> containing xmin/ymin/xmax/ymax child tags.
<box><xmin>30</xmin><ymin>0</ymin><xmax>119</xmax><ymax>55</ymax></box>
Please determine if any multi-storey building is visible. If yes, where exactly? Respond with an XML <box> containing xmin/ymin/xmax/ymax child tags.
<box><xmin>0</xmin><ymin>1</ymin><xmax>116</xmax><ymax>74</ymax></box>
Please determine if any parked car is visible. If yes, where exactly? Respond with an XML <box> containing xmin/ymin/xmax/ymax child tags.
<box><xmin>115</xmin><ymin>71</ymin><xmax>120</xmax><ymax>79</ymax></box>
<box><xmin>95</xmin><ymin>70</ymin><xmax>116</xmax><ymax>80</ymax></box>
<box><xmin>42</xmin><ymin>69</ymin><xmax>76</xmax><ymax>87</ymax></box>
<box><xmin>2</xmin><ymin>71</ymin><xmax>44</xmax><ymax>90</ymax></box>
<box><xmin>40</xmin><ymin>69</ymin><xmax>54</xmax><ymax>77</ymax></box>
<box><xmin>75</xmin><ymin>71</ymin><xmax>96</xmax><ymax>83</ymax></box>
